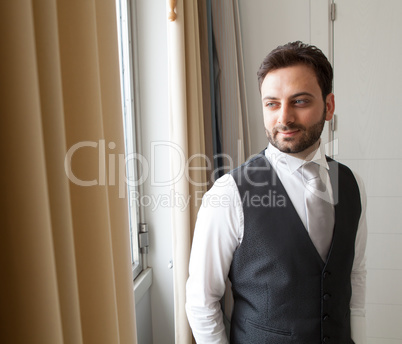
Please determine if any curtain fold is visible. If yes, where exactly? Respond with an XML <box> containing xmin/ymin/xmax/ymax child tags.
<box><xmin>167</xmin><ymin>0</ymin><xmax>207</xmax><ymax>342</ymax></box>
<box><xmin>0</xmin><ymin>1</ymin><xmax>137</xmax><ymax>343</ymax></box>
<box><xmin>33</xmin><ymin>1</ymin><xmax>83</xmax><ymax>342</ymax></box>
<box><xmin>209</xmin><ymin>0</ymin><xmax>251</xmax><ymax>170</ymax></box>
<box><xmin>197</xmin><ymin>0</ymin><xmax>214</xmax><ymax>188</ymax></box>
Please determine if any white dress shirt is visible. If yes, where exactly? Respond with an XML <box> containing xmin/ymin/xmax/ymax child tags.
<box><xmin>186</xmin><ymin>143</ymin><xmax>368</xmax><ymax>344</ymax></box>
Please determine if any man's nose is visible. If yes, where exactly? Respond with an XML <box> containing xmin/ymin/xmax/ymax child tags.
<box><xmin>277</xmin><ymin>104</ymin><xmax>295</xmax><ymax>126</ymax></box>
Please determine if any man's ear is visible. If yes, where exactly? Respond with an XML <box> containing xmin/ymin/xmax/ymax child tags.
<box><xmin>325</xmin><ymin>93</ymin><xmax>335</xmax><ymax>121</ymax></box>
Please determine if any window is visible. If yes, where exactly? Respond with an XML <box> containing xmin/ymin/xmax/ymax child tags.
<box><xmin>116</xmin><ymin>0</ymin><xmax>143</xmax><ymax>279</ymax></box>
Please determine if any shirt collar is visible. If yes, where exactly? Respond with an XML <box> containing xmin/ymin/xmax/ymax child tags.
<box><xmin>265</xmin><ymin>141</ymin><xmax>329</xmax><ymax>175</ymax></box>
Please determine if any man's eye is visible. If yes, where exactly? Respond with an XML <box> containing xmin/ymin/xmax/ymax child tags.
<box><xmin>265</xmin><ymin>102</ymin><xmax>277</xmax><ymax>108</ymax></box>
<box><xmin>294</xmin><ymin>99</ymin><xmax>308</xmax><ymax>105</ymax></box>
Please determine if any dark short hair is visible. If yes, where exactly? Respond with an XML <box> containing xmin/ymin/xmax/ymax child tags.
<box><xmin>257</xmin><ymin>41</ymin><xmax>333</xmax><ymax>100</ymax></box>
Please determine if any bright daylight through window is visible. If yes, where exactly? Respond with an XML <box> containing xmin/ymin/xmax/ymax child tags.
<box><xmin>116</xmin><ymin>0</ymin><xmax>142</xmax><ymax>279</ymax></box>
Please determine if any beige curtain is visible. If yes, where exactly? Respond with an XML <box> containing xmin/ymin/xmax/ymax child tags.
<box><xmin>167</xmin><ymin>0</ymin><xmax>207</xmax><ymax>343</ymax></box>
<box><xmin>210</xmin><ymin>0</ymin><xmax>251</xmax><ymax>167</ymax></box>
<box><xmin>197</xmin><ymin>0</ymin><xmax>215</xmax><ymax>183</ymax></box>
<box><xmin>0</xmin><ymin>1</ymin><xmax>137</xmax><ymax>343</ymax></box>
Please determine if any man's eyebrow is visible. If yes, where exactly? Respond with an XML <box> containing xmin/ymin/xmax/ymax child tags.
<box><xmin>291</xmin><ymin>92</ymin><xmax>315</xmax><ymax>98</ymax></box>
<box><xmin>262</xmin><ymin>92</ymin><xmax>315</xmax><ymax>101</ymax></box>
<box><xmin>261</xmin><ymin>95</ymin><xmax>279</xmax><ymax>101</ymax></box>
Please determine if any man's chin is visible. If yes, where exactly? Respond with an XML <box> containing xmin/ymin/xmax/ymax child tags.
<box><xmin>271</xmin><ymin>141</ymin><xmax>316</xmax><ymax>155</ymax></box>
<box><xmin>276</xmin><ymin>145</ymin><xmax>299</xmax><ymax>154</ymax></box>
<box><xmin>270</xmin><ymin>139</ymin><xmax>300</xmax><ymax>154</ymax></box>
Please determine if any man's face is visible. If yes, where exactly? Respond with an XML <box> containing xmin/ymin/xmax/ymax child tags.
<box><xmin>261</xmin><ymin>64</ymin><xmax>334</xmax><ymax>154</ymax></box>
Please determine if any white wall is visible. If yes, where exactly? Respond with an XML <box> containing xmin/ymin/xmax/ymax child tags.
<box><xmin>333</xmin><ymin>1</ymin><xmax>402</xmax><ymax>342</ymax></box>
<box><xmin>135</xmin><ymin>0</ymin><xmax>175</xmax><ymax>343</ymax></box>
<box><xmin>136</xmin><ymin>289</ymin><xmax>153</xmax><ymax>344</ymax></box>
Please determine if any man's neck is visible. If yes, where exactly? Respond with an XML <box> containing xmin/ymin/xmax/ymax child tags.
<box><xmin>286</xmin><ymin>140</ymin><xmax>320</xmax><ymax>161</ymax></box>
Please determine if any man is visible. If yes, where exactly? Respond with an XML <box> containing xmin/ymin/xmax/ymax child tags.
<box><xmin>186</xmin><ymin>41</ymin><xmax>367</xmax><ymax>343</ymax></box>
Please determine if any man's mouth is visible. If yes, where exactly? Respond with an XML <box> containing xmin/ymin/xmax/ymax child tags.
<box><xmin>277</xmin><ymin>129</ymin><xmax>300</xmax><ymax>138</ymax></box>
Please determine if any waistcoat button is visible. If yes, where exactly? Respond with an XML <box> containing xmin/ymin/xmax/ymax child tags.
<box><xmin>323</xmin><ymin>271</ymin><xmax>330</xmax><ymax>279</ymax></box>
<box><xmin>322</xmin><ymin>336</ymin><xmax>330</xmax><ymax>343</ymax></box>
<box><xmin>323</xmin><ymin>293</ymin><xmax>331</xmax><ymax>301</ymax></box>
<box><xmin>323</xmin><ymin>314</ymin><xmax>329</xmax><ymax>321</ymax></box>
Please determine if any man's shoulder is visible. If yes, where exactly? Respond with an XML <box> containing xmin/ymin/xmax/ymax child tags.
<box><xmin>230</xmin><ymin>150</ymin><xmax>270</xmax><ymax>176</ymax></box>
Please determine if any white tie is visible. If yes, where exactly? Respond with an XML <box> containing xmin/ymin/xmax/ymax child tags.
<box><xmin>300</xmin><ymin>162</ymin><xmax>334</xmax><ymax>261</ymax></box>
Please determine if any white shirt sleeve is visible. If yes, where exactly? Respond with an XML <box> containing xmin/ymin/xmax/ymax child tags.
<box><xmin>186</xmin><ymin>174</ymin><xmax>243</xmax><ymax>344</ymax></box>
<box><xmin>350</xmin><ymin>172</ymin><xmax>368</xmax><ymax>344</ymax></box>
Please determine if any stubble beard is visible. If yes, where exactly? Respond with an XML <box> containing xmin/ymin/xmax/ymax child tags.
<box><xmin>266</xmin><ymin>110</ymin><xmax>326</xmax><ymax>154</ymax></box>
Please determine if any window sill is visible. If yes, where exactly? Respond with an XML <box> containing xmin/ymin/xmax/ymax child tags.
<box><xmin>133</xmin><ymin>267</ymin><xmax>153</xmax><ymax>305</ymax></box>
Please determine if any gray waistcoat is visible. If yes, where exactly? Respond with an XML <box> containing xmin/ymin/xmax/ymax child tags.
<box><xmin>228</xmin><ymin>151</ymin><xmax>361</xmax><ymax>344</ymax></box>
